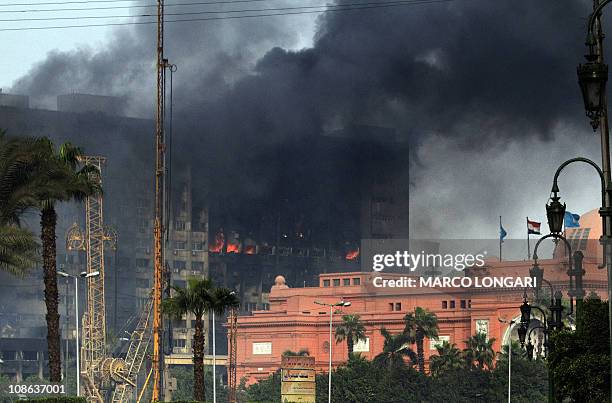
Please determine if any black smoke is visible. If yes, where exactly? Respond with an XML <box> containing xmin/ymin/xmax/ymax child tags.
<box><xmin>10</xmin><ymin>0</ymin><xmax>602</xmax><ymax>240</ymax></box>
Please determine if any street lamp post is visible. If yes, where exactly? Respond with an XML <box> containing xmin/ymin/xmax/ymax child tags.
<box><xmin>57</xmin><ymin>270</ymin><xmax>100</xmax><ymax>397</ymax></box>
<box><xmin>575</xmin><ymin>1</ymin><xmax>612</xmax><ymax>396</ymax></box>
<box><xmin>212</xmin><ymin>290</ymin><xmax>236</xmax><ymax>403</ymax></box>
<box><xmin>314</xmin><ymin>300</ymin><xmax>351</xmax><ymax>403</ymax></box>
<box><xmin>498</xmin><ymin>318</ymin><xmax>517</xmax><ymax>403</ymax></box>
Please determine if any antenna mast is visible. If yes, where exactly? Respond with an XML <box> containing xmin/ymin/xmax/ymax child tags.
<box><xmin>152</xmin><ymin>0</ymin><xmax>165</xmax><ymax>399</ymax></box>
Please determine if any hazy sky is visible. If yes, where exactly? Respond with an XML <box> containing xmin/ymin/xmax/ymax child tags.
<box><xmin>1</xmin><ymin>0</ymin><xmax>318</xmax><ymax>89</ymax></box>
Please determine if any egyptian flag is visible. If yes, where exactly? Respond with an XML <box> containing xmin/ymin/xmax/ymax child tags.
<box><xmin>527</xmin><ymin>219</ymin><xmax>541</xmax><ymax>235</ymax></box>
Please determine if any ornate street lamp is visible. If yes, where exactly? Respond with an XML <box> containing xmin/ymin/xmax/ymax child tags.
<box><xmin>546</xmin><ymin>190</ymin><xmax>566</xmax><ymax>235</ymax></box>
<box><xmin>578</xmin><ymin>54</ymin><xmax>608</xmax><ymax>130</ymax></box>
<box><xmin>526</xmin><ymin>339</ymin><xmax>535</xmax><ymax>361</ymax></box>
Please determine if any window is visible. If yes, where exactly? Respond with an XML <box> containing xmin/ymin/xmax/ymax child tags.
<box><xmin>191</xmin><ymin>262</ymin><xmax>204</xmax><ymax>272</ymax></box>
<box><xmin>333</xmin><ymin>279</ymin><xmax>340</xmax><ymax>287</ymax></box>
<box><xmin>262</xmin><ymin>303</ymin><xmax>270</xmax><ymax>311</ymax></box>
<box><xmin>389</xmin><ymin>303</ymin><xmax>394</xmax><ymax>311</ymax></box>
<box><xmin>173</xmin><ymin>319</ymin><xmax>187</xmax><ymax>328</ymax></box>
<box><xmin>173</xmin><ymin>260</ymin><xmax>186</xmax><ymax>270</ymax></box>
<box><xmin>352</xmin><ymin>278</ymin><xmax>361</xmax><ymax>286</ymax></box>
<box><xmin>174</xmin><ymin>220</ymin><xmax>186</xmax><ymax>231</ymax></box>
<box><xmin>136</xmin><ymin>258</ymin><xmax>149</xmax><ymax>268</ymax></box>
<box><xmin>460</xmin><ymin>300</ymin><xmax>466</xmax><ymax>309</ymax></box>
<box><xmin>22</xmin><ymin>351</ymin><xmax>38</xmax><ymax>361</ymax></box>
<box><xmin>468</xmin><ymin>300</ymin><xmax>472</xmax><ymax>309</ymax></box>
<box><xmin>450</xmin><ymin>300</ymin><xmax>456</xmax><ymax>309</ymax></box>
<box><xmin>192</xmin><ymin>241</ymin><xmax>204</xmax><ymax>251</ymax></box>
<box><xmin>2</xmin><ymin>351</ymin><xmax>16</xmax><ymax>361</ymax></box>
<box><xmin>175</xmin><ymin>241</ymin><xmax>186</xmax><ymax>250</ymax></box>
<box><xmin>323</xmin><ymin>280</ymin><xmax>330</xmax><ymax>287</ymax></box>
<box><xmin>395</xmin><ymin>302</ymin><xmax>402</xmax><ymax>311</ymax></box>
<box><xmin>173</xmin><ymin>338</ymin><xmax>186</xmax><ymax>348</ymax></box>
<box><xmin>343</xmin><ymin>278</ymin><xmax>351</xmax><ymax>286</ymax></box>
<box><xmin>442</xmin><ymin>301</ymin><xmax>448</xmax><ymax>309</ymax></box>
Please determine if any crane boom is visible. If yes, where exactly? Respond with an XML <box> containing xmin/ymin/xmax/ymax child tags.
<box><xmin>152</xmin><ymin>0</ymin><xmax>166</xmax><ymax>399</ymax></box>
<box><xmin>79</xmin><ymin>156</ymin><xmax>107</xmax><ymax>403</ymax></box>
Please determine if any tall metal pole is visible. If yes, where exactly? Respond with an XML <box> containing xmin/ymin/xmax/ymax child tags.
<box><xmin>327</xmin><ymin>305</ymin><xmax>333</xmax><ymax>403</ymax></box>
<box><xmin>593</xmin><ymin>1</ymin><xmax>612</xmax><ymax>397</ymax></box>
<box><xmin>212</xmin><ymin>312</ymin><xmax>217</xmax><ymax>403</ymax></box>
<box><xmin>152</xmin><ymin>0</ymin><xmax>166</xmax><ymax>399</ymax></box>
<box><xmin>507</xmin><ymin>337</ymin><xmax>511</xmax><ymax>403</ymax></box>
<box><xmin>75</xmin><ymin>276</ymin><xmax>80</xmax><ymax>397</ymax></box>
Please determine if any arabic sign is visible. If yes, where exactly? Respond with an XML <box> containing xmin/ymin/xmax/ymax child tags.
<box><xmin>281</xmin><ymin>356</ymin><xmax>316</xmax><ymax>402</ymax></box>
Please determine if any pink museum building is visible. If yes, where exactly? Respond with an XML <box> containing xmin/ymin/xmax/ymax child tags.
<box><xmin>231</xmin><ymin>210</ymin><xmax>609</xmax><ymax>384</ymax></box>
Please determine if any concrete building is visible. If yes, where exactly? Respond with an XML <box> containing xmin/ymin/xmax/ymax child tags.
<box><xmin>232</xmin><ymin>209</ymin><xmax>608</xmax><ymax>384</ymax></box>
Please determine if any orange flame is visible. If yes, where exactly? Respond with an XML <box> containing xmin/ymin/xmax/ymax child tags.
<box><xmin>226</xmin><ymin>242</ymin><xmax>240</xmax><ymax>254</ymax></box>
<box><xmin>345</xmin><ymin>248</ymin><xmax>360</xmax><ymax>260</ymax></box>
<box><xmin>209</xmin><ymin>229</ymin><xmax>225</xmax><ymax>253</ymax></box>
<box><xmin>244</xmin><ymin>245</ymin><xmax>256</xmax><ymax>255</ymax></box>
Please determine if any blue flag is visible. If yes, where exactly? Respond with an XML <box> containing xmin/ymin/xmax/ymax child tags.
<box><xmin>564</xmin><ymin>211</ymin><xmax>580</xmax><ymax>228</ymax></box>
<box><xmin>500</xmin><ymin>224</ymin><xmax>507</xmax><ymax>242</ymax></box>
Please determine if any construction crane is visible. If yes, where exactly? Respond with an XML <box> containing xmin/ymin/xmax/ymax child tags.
<box><xmin>78</xmin><ymin>155</ymin><xmax>109</xmax><ymax>402</ymax></box>
<box><xmin>152</xmin><ymin>0</ymin><xmax>167</xmax><ymax>399</ymax></box>
<box><xmin>69</xmin><ymin>156</ymin><xmax>153</xmax><ymax>402</ymax></box>
<box><xmin>228</xmin><ymin>308</ymin><xmax>238</xmax><ymax>403</ymax></box>
<box><xmin>111</xmin><ymin>297</ymin><xmax>153</xmax><ymax>402</ymax></box>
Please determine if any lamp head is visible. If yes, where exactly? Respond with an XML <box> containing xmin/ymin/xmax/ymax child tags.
<box><xmin>546</xmin><ymin>192</ymin><xmax>566</xmax><ymax>234</ymax></box>
<box><xmin>578</xmin><ymin>59</ymin><xmax>608</xmax><ymax>131</ymax></box>
<box><xmin>520</xmin><ymin>299</ymin><xmax>531</xmax><ymax>328</ymax></box>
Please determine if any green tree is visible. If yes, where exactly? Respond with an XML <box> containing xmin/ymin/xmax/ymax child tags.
<box><xmin>403</xmin><ymin>307</ymin><xmax>439</xmax><ymax>373</ymax></box>
<box><xmin>0</xmin><ymin>131</ymin><xmax>41</xmax><ymax>275</ymax></box>
<box><xmin>335</xmin><ymin>314</ymin><xmax>366</xmax><ymax>359</ymax></box>
<box><xmin>32</xmin><ymin>139</ymin><xmax>100</xmax><ymax>382</ymax></box>
<box><xmin>429</xmin><ymin>341</ymin><xmax>464</xmax><ymax>376</ymax></box>
<box><xmin>281</xmin><ymin>349</ymin><xmax>310</xmax><ymax>357</ymax></box>
<box><xmin>549</xmin><ymin>297</ymin><xmax>609</xmax><ymax>402</ymax></box>
<box><xmin>162</xmin><ymin>278</ymin><xmax>225</xmax><ymax>401</ymax></box>
<box><xmin>373</xmin><ymin>327</ymin><xmax>416</xmax><ymax>370</ymax></box>
<box><xmin>463</xmin><ymin>332</ymin><xmax>496</xmax><ymax>370</ymax></box>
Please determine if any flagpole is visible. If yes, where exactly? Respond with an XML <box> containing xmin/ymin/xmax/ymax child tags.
<box><xmin>499</xmin><ymin>215</ymin><xmax>502</xmax><ymax>262</ymax></box>
<box><xmin>527</xmin><ymin>217</ymin><xmax>531</xmax><ymax>260</ymax></box>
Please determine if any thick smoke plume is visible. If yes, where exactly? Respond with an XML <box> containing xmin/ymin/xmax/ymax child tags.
<box><xmin>10</xmin><ymin>0</ymin><xmax>605</xmax><ymax>241</ymax></box>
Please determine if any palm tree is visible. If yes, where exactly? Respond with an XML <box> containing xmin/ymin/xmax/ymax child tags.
<box><xmin>162</xmin><ymin>277</ymin><xmax>214</xmax><ymax>401</ymax></box>
<box><xmin>32</xmin><ymin>139</ymin><xmax>100</xmax><ymax>382</ymax></box>
<box><xmin>335</xmin><ymin>314</ymin><xmax>367</xmax><ymax>359</ymax></box>
<box><xmin>429</xmin><ymin>341</ymin><xmax>464</xmax><ymax>376</ymax></box>
<box><xmin>403</xmin><ymin>307</ymin><xmax>439</xmax><ymax>373</ymax></box>
<box><xmin>0</xmin><ymin>131</ymin><xmax>42</xmax><ymax>275</ymax></box>
<box><xmin>282</xmin><ymin>349</ymin><xmax>310</xmax><ymax>357</ymax></box>
<box><xmin>373</xmin><ymin>327</ymin><xmax>416</xmax><ymax>370</ymax></box>
<box><xmin>207</xmin><ymin>286</ymin><xmax>239</xmax><ymax>402</ymax></box>
<box><xmin>463</xmin><ymin>332</ymin><xmax>496</xmax><ymax>370</ymax></box>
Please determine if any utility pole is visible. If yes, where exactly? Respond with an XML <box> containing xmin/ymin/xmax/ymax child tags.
<box><xmin>152</xmin><ymin>0</ymin><xmax>166</xmax><ymax>399</ymax></box>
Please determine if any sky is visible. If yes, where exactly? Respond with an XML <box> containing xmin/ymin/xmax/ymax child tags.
<box><xmin>1</xmin><ymin>0</ymin><xmax>119</xmax><ymax>88</ymax></box>
<box><xmin>1</xmin><ymin>0</ymin><xmax>319</xmax><ymax>88</ymax></box>
<box><xmin>2</xmin><ymin>0</ymin><xmax>609</xmax><ymax>245</ymax></box>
